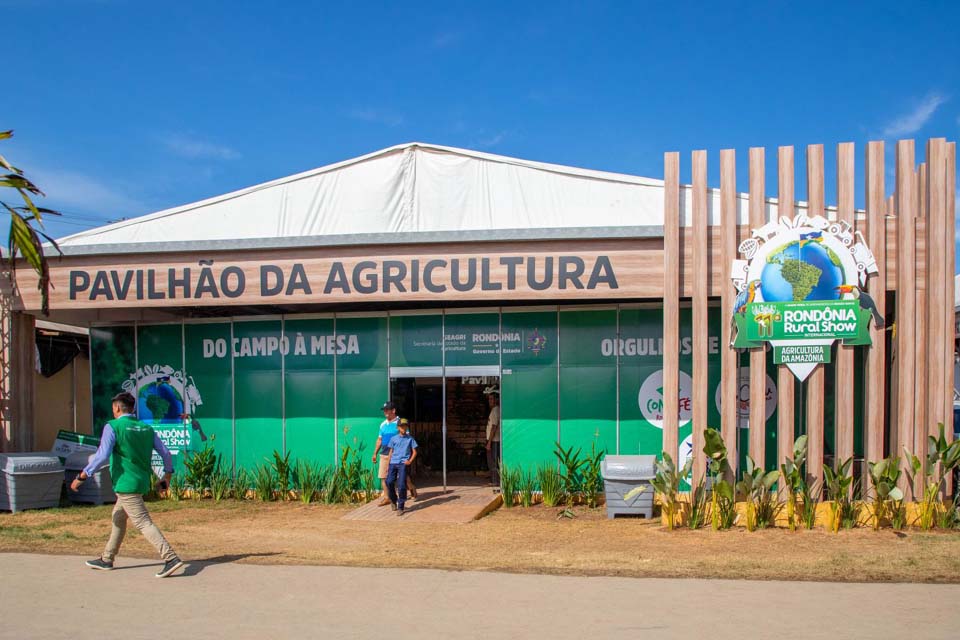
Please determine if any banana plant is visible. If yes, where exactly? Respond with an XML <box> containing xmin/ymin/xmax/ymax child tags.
<box><xmin>823</xmin><ymin>457</ymin><xmax>855</xmax><ymax>533</ymax></box>
<box><xmin>866</xmin><ymin>456</ymin><xmax>903</xmax><ymax>530</ymax></box>
<box><xmin>648</xmin><ymin>451</ymin><xmax>691</xmax><ymax>530</ymax></box>
<box><xmin>736</xmin><ymin>456</ymin><xmax>779</xmax><ymax>531</ymax></box>
<box><xmin>779</xmin><ymin>435</ymin><xmax>808</xmax><ymax>531</ymax></box>
<box><xmin>904</xmin><ymin>423</ymin><xmax>960</xmax><ymax>530</ymax></box>
<box><xmin>702</xmin><ymin>429</ymin><xmax>736</xmax><ymax>530</ymax></box>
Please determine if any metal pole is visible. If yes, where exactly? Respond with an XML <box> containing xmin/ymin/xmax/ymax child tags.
<box><xmin>333</xmin><ymin>315</ymin><xmax>338</xmax><ymax>466</ymax></box>
<box><xmin>616</xmin><ymin>305</ymin><xmax>620</xmax><ymax>455</ymax></box>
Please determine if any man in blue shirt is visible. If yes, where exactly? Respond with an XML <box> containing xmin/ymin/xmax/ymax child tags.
<box><xmin>372</xmin><ymin>401</ymin><xmax>400</xmax><ymax>506</ymax></box>
<box><xmin>385</xmin><ymin>419</ymin><xmax>418</xmax><ymax>515</ymax></box>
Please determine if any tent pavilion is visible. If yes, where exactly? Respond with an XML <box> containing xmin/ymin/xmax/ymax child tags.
<box><xmin>4</xmin><ymin>140</ymin><xmax>955</xmax><ymax>496</ymax></box>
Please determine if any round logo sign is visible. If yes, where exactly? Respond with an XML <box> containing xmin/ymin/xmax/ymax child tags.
<box><xmin>714</xmin><ymin>371</ymin><xmax>777</xmax><ymax>429</ymax></box>
<box><xmin>638</xmin><ymin>369</ymin><xmax>692</xmax><ymax>429</ymax></box>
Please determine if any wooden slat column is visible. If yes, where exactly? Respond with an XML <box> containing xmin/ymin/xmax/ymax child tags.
<box><xmin>806</xmin><ymin>144</ymin><xmax>826</xmax><ymax>487</ymax></box>
<box><xmin>748</xmin><ymin>147</ymin><xmax>767</xmax><ymax>469</ymax></box>
<box><xmin>915</xmin><ymin>163</ymin><xmax>929</xmax><ymax>468</ymax></box>
<box><xmin>863</xmin><ymin>142</ymin><xmax>886</xmax><ymax>484</ymax></box>
<box><xmin>946</xmin><ymin>141</ymin><xmax>957</xmax><ymax>469</ymax></box>
<box><xmin>835</xmin><ymin>142</ymin><xmax>855</xmax><ymax>470</ymax></box>
<box><xmin>895</xmin><ymin>140</ymin><xmax>916</xmax><ymax>495</ymax></box>
<box><xmin>777</xmin><ymin>146</ymin><xmax>796</xmax><ymax>479</ymax></box>
<box><xmin>662</xmin><ymin>152</ymin><xmax>680</xmax><ymax>464</ymax></box>
<box><xmin>720</xmin><ymin>150</ymin><xmax>739</xmax><ymax>475</ymax></box>
<box><xmin>925</xmin><ymin>140</ymin><xmax>947</xmax><ymax>446</ymax></box>
<box><xmin>692</xmin><ymin>150</ymin><xmax>709</xmax><ymax>486</ymax></box>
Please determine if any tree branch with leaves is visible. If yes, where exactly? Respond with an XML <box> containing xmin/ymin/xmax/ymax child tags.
<box><xmin>0</xmin><ymin>130</ymin><xmax>62</xmax><ymax>315</ymax></box>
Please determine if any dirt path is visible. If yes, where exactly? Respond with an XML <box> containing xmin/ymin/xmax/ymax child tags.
<box><xmin>2</xmin><ymin>500</ymin><xmax>960</xmax><ymax>582</ymax></box>
<box><xmin>2</xmin><ymin>553</ymin><xmax>959</xmax><ymax>640</ymax></box>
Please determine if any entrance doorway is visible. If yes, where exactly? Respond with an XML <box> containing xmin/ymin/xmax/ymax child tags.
<box><xmin>389</xmin><ymin>375</ymin><xmax>500</xmax><ymax>489</ymax></box>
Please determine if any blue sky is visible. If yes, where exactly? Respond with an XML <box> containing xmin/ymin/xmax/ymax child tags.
<box><xmin>2</xmin><ymin>1</ymin><xmax>958</xmax><ymax>260</ymax></box>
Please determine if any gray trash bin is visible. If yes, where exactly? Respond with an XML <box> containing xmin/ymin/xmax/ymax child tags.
<box><xmin>65</xmin><ymin>452</ymin><xmax>115</xmax><ymax>505</ymax></box>
<box><xmin>0</xmin><ymin>453</ymin><xmax>65</xmax><ymax>512</ymax></box>
<box><xmin>601</xmin><ymin>455</ymin><xmax>656</xmax><ymax>519</ymax></box>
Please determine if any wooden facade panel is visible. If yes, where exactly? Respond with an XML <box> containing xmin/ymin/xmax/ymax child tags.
<box><xmin>748</xmin><ymin>147</ymin><xmax>766</xmax><ymax>470</ymax></box>
<box><xmin>776</xmin><ymin>146</ymin><xmax>796</xmax><ymax>479</ymax></box>
<box><xmin>806</xmin><ymin>144</ymin><xmax>825</xmax><ymax>488</ymax></box>
<box><xmin>835</xmin><ymin>142</ymin><xmax>855</xmax><ymax>468</ymax></box>
<box><xmin>896</xmin><ymin>140</ymin><xmax>917</xmax><ymax>494</ymax></box>
<box><xmin>662</xmin><ymin>153</ymin><xmax>680</xmax><ymax>465</ymax></box>
<box><xmin>692</xmin><ymin>151</ymin><xmax>709</xmax><ymax>486</ymax></box>
<box><xmin>863</xmin><ymin>141</ymin><xmax>886</xmax><ymax>471</ymax></box>
<box><xmin>720</xmin><ymin>149</ymin><xmax>738</xmax><ymax>473</ymax></box>
<box><xmin>946</xmin><ymin>142</ymin><xmax>957</xmax><ymax>455</ymax></box>
<box><xmin>924</xmin><ymin>140</ymin><xmax>948</xmax><ymax>445</ymax></box>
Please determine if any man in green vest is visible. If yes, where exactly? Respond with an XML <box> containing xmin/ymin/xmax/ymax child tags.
<box><xmin>70</xmin><ymin>391</ymin><xmax>184</xmax><ymax>578</ymax></box>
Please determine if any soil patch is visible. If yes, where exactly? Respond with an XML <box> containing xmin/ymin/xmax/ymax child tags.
<box><xmin>3</xmin><ymin>500</ymin><xmax>959</xmax><ymax>582</ymax></box>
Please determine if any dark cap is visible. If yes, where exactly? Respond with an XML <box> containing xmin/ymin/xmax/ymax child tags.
<box><xmin>381</xmin><ymin>401</ymin><xmax>396</xmax><ymax>411</ymax></box>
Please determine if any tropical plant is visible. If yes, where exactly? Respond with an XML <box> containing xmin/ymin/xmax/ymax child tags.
<box><xmin>650</xmin><ymin>451</ymin><xmax>691</xmax><ymax>531</ymax></box>
<box><xmin>499</xmin><ymin>464</ymin><xmax>519</xmax><ymax>507</ymax></box>
<box><xmin>292</xmin><ymin>460</ymin><xmax>324</xmax><ymax>504</ymax></box>
<box><xmin>183</xmin><ymin>444</ymin><xmax>219</xmax><ymax>499</ymax></box>
<box><xmin>703</xmin><ymin>429</ymin><xmax>737</xmax><ymax>530</ymax></box>
<box><xmin>209</xmin><ymin>465</ymin><xmax>231</xmax><ymax>502</ymax></box>
<box><xmin>270</xmin><ymin>450</ymin><xmax>292</xmax><ymax>500</ymax></box>
<box><xmin>518</xmin><ymin>468</ymin><xmax>535</xmax><ymax>507</ymax></box>
<box><xmin>687</xmin><ymin>476</ymin><xmax>709</xmax><ymax>529</ymax></box>
<box><xmin>799</xmin><ymin>480</ymin><xmax>820</xmax><ymax>530</ymax></box>
<box><xmin>736</xmin><ymin>456</ymin><xmax>780</xmax><ymax>531</ymax></box>
<box><xmin>904</xmin><ymin>423</ymin><xmax>960</xmax><ymax>530</ymax></box>
<box><xmin>537</xmin><ymin>465</ymin><xmax>563</xmax><ymax>507</ymax></box>
<box><xmin>0</xmin><ymin>130</ymin><xmax>64</xmax><ymax>315</ymax></box>
<box><xmin>867</xmin><ymin>456</ymin><xmax>904</xmax><ymax>530</ymax></box>
<box><xmin>232</xmin><ymin>468</ymin><xmax>250</xmax><ymax>500</ymax></box>
<box><xmin>580</xmin><ymin>443</ymin><xmax>605</xmax><ymax>508</ymax></box>
<box><xmin>936</xmin><ymin>494</ymin><xmax>960</xmax><ymax>530</ymax></box>
<box><xmin>253</xmin><ymin>464</ymin><xmax>275</xmax><ymax>501</ymax></box>
<box><xmin>779</xmin><ymin>435</ymin><xmax>809</xmax><ymax>531</ymax></box>
<box><xmin>166</xmin><ymin>472</ymin><xmax>186</xmax><ymax>502</ymax></box>
<box><xmin>823</xmin><ymin>457</ymin><xmax>855</xmax><ymax>533</ymax></box>
<box><xmin>554</xmin><ymin>443</ymin><xmax>585</xmax><ymax>504</ymax></box>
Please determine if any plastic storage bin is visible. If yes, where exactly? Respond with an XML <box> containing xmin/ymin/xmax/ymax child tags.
<box><xmin>65</xmin><ymin>451</ymin><xmax>115</xmax><ymax>505</ymax></box>
<box><xmin>0</xmin><ymin>453</ymin><xmax>65</xmax><ymax>512</ymax></box>
<box><xmin>601</xmin><ymin>455</ymin><xmax>656</xmax><ymax>519</ymax></box>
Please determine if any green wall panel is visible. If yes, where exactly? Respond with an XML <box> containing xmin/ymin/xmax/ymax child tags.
<box><xmin>184</xmin><ymin>322</ymin><xmax>235</xmax><ymax>472</ymax></box>
<box><xmin>284</xmin><ymin>317</ymin><xmax>335</xmax><ymax>465</ymax></box>
<box><xmin>443</xmin><ymin>312</ymin><xmax>501</xmax><ymax>367</ymax></box>
<box><xmin>233</xmin><ymin>320</ymin><xmax>283</xmax><ymax>470</ymax></box>
<box><xmin>136</xmin><ymin>324</ymin><xmax>187</xmax><ymax>472</ymax></box>
<box><xmin>336</xmin><ymin>316</ymin><xmax>387</xmax><ymax>463</ymax></box>
<box><xmin>501</xmin><ymin>311</ymin><xmax>558</xmax><ymax>469</ymax></box>
<box><xmin>90</xmin><ymin>326</ymin><xmax>136</xmax><ymax>436</ymax></box>
<box><xmin>559</xmin><ymin>309</ymin><xmax>616</xmax><ymax>457</ymax></box>
<box><xmin>389</xmin><ymin>314</ymin><xmax>442</xmax><ymax>367</ymax></box>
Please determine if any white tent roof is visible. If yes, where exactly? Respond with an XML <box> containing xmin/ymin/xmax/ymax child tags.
<box><xmin>57</xmin><ymin>142</ymin><xmax>777</xmax><ymax>251</ymax></box>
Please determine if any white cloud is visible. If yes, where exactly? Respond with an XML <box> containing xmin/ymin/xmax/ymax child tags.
<box><xmin>346</xmin><ymin>107</ymin><xmax>405</xmax><ymax>127</ymax></box>
<box><xmin>880</xmin><ymin>93</ymin><xmax>947</xmax><ymax>138</ymax></box>
<box><xmin>161</xmin><ymin>133</ymin><xmax>240</xmax><ymax>160</ymax></box>
<box><xmin>28</xmin><ymin>166</ymin><xmax>147</xmax><ymax>218</ymax></box>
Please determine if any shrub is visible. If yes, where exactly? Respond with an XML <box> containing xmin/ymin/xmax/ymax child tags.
<box><xmin>232</xmin><ymin>468</ymin><xmax>250</xmax><ymax>500</ymax></box>
<box><xmin>649</xmin><ymin>452</ymin><xmax>691</xmax><ymax>530</ymax></box>
<box><xmin>823</xmin><ymin>457</ymin><xmax>855</xmax><ymax>533</ymax></box>
<box><xmin>537</xmin><ymin>466</ymin><xmax>563</xmax><ymax>507</ymax></box>
<box><xmin>867</xmin><ymin>456</ymin><xmax>903</xmax><ymax>530</ymax></box>
<box><xmin>183</xmin><ymin>443</ymin><xmax>219</xmax><ymax>499</ymax></box>
<box><xmin>499</xmin><ymin>464</ymin><xmax>519</xmax><ymax>507</ymax></box>
<box><xmin>703</xmin><ymin>428</ymin><xmax>736</xmax><ymax>530</ymax></box>
<box><xmin>253</xmin><ymin>464</ymin><xmax>275</xmax><ymax>501</ymax></box>
<box><xmin>210</xmin><ymin>463</ymin><xmax>231</xmax><ymax>502</ymax></box>
<box><xmin>554</xmin><ymin>443</ymin><xmax>585</xmax><ymax>504</ymax></box>
<box><xmin>736</xmin><ymin>455</ymin><xmax>780</xmax><ymax>531</ymax></box>
<box><xmin>779</xmin><ymin>435</ymin><xmax>809</xmax><ymax>531</ymax></box>
<box><xmin>270</xmin><ymin>450</ymin><xmax>292</xmax><ymax>500</ymax></box>
<box><xmin>580</xmin><ymin>443</ymin><xmax>605</xmax><ymax>508</ymax></box>
<box><xmin>518</xmin><ymin>469</ymin><xmax>535</xmax><ymax>507</ymax></box>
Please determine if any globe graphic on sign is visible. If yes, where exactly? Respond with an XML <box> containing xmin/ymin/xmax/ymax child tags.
<box><xmin>759</xmin><ymin>241</ymin><xmax>844</xmax><ymax>302</ymax></box>
<box><xmin>137</xmin><ymin>380</ymin><xmax>184</xmax><ymax>423</ymax></box>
